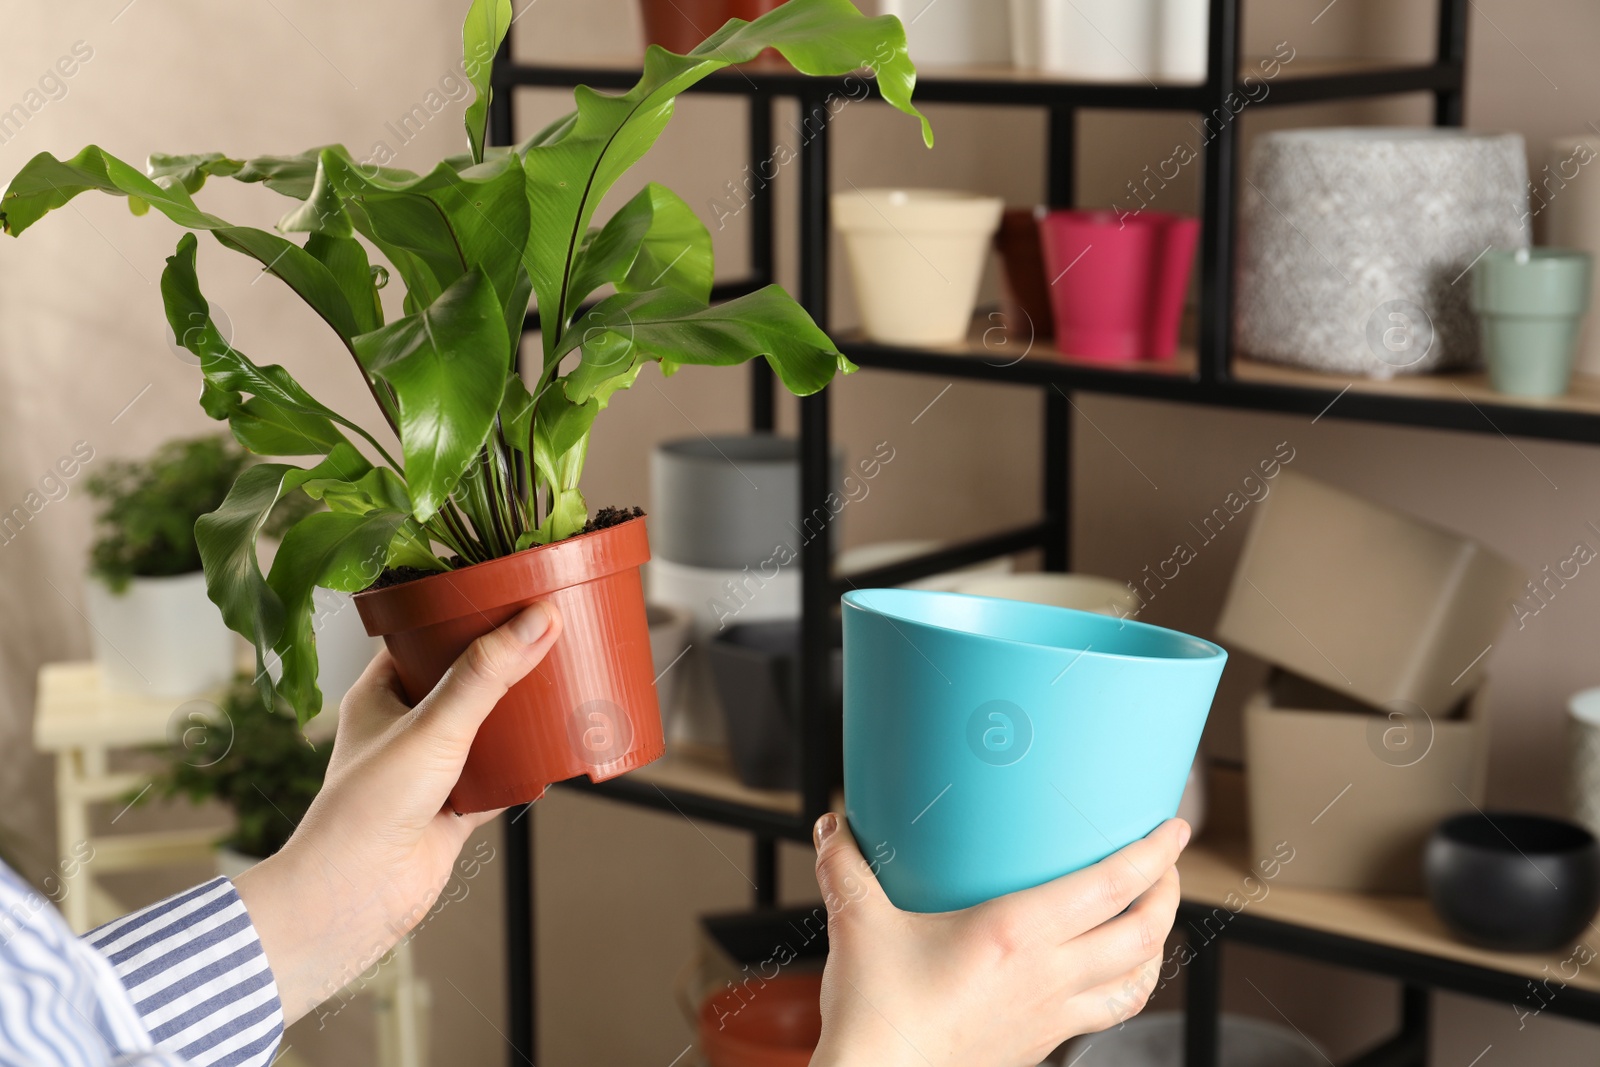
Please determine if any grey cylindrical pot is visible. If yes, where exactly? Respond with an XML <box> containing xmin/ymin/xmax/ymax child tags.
<box><xmin>1472</xmin><ymin>248</ymin><xmax>1593</xmax><ymax>397</ymax></box>
<box><xmin>650</xmin><ymin>435</ymin><xmax>838</xmax><ymax>569</ymax></box>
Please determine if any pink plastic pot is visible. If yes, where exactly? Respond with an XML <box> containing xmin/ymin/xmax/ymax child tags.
<box><xmin>1038</xmin><ymin>210</ymin><xmax>1200</xmax><ymax>362</ymax></box>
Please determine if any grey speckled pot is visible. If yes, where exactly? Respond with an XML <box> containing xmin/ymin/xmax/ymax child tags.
<box><xmin>1237</xmin><ymin>128</ymin><xmax>1529</xmax><ymax>379</ymax></box>
<box><xmin>650</xmin><ymin>435</ymin><xmax>838</xmax><ymax>570</ymax></box>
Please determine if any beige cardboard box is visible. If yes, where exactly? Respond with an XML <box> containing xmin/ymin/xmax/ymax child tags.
<box><xmin>1245</xmin><ymin>673</ymin><xmax>1489</xmax><ymax>894</ymax></box>
<box><xmin>1217</xmin><ymin>470</ymin><xmax>1523</xmax><ymax>716</ymax></box>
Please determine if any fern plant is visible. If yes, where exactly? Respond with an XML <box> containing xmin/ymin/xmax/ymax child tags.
<box><xmin>0</xmin><ymin>0</ymin><xmax>930</xmax><ymax>722</ymax></box>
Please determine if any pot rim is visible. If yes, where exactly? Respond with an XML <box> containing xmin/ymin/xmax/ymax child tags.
<box><xmin>90</xmin><ymin>569</ymin><xmax>208</xmax><ymax>591</ymax></box>
<box><xmin>1040</xmin><ymin>207</ymin><xmax>1198</xmax><ymax>230</ymax></box>
<box><xmin>1434</xmin><ymin>811</ymin><xmax>1598</xmax><ymax>857</ymax></box>
<box><xmin>1261</xmin><ymin>126</ymin><xmax>1522</xmax><ymax>145</ymax></box>
<box><xmin>353</xmin><ymin>516</ymin><xmax>650</xmax><ymax>636</ymax></box>
<box><xmin>842</xmin><ymin>587</ymin><xmax>1225</xmax><ymax>665</ymax></box>
<box><xmin>655</xmin><ymin>433</ymin><xmax>804</xmax><ymax>466</ymax></box>
<box><xmin>832</xmin><ymin>188</ymin><xmax>1004</xmax><ymax>234</ymax></box>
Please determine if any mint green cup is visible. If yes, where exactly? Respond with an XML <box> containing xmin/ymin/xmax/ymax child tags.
<box><xmin>1472</xmin><ymin>249</ymin><xmax>1593</xmax><ymax>398</ymax></box>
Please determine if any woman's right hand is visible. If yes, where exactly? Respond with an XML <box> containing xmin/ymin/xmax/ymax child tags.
<box><xmin>809</xmin><ymin>815</ymin><xmax>1190</xmax><ymax>1067</ymax></box>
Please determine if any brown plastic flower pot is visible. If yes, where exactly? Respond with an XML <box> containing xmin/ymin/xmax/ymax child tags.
<box><xmin>639</xmin><ymin>0</ymin><xmax>729</xmax><ymax>54</ymax></box>
<box><xmin>353</xmin><ymin>516</ymin><xmax>664</xmax><ymax>814</ymax></box>
<box><xmin>995</xmin><ymin>207</ymin><xmax>1055</xmax><ymax>344</ymax></box>
<box><xmin>727</xmin><ymin>0</ymin><xmax>786</xmax><ymax>64</ymax></box>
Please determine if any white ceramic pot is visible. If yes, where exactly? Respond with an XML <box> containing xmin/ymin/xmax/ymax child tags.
<box><xmin>1155</xmin><ymin>0</ymin><xmax>1208</xmax><ymax>83</ymax></box>
<box><xmin>84</xmin><ymin>572</ymin><xmax>236</xmax><ymax>698</ymax></box>
<box><xmin>1007</xmin><ymin>0</ymin><xmax>1041</xmax><ymax>68</ymax></box>
<box><xmin>836</xmin><ymin>540</ymin><xmax>1014</xmax><ymax>591</ymax></box>
<box><xmin>880</xmin><ymin>0</ymin><xmax>1010</xmax><ymax>67</ymax></box>
<box><xmin>648</xmin><ymin>602</ymin><xmax>695</xmax><ymax>739</ymax></box>
<box><xmin>834</xmin><ymin>189</ymin><xmax>1004</xmax><ymax>347</ymax></box>
<box><xmin>1037</xmin><ymin>0</ymin><xmax>1157</xmax><ymax>83</ymax></box>
<box><xmin>647</xmin><ymin>556</ymin><xmax>802</xmax><ymax>634</ymax></box>
<box><xmin>1568</xmin><ymin>687</ymin><xmax>1600</xmax><ymax>839</ymax></box>
<box><xmin>1060</xmin><ymin>1011</ymin><xmax>1328</xmax><ymax>1067</ymax></box>
<box><xmin>948</xmin><ymin>571</ymin><xmax>1139</xmax><ymax>616</ymax></box>
<box><xmin>307</xmin><ymin>588</ymin><xmax>383</xmax><ymax>714</ymax></box>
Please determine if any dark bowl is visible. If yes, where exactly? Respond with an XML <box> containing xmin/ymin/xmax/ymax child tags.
<box><xmin>1425</xmin><ymin>812</ymin><xmax>1600</xmax><ymax>953</ymax></box>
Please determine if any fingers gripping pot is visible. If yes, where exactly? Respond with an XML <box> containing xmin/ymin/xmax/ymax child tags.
<box><xmin>354</xmin><ymin>517</ymin><xmax>664</xmax><ymax>813</ymax></box>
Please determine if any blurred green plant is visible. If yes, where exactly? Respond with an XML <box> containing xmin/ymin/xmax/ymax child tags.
<box><xmin>142</xmin><ymin>676</ymin><xmax>330</xmax><ymax>860</ymax></box>
<box><xmin>86</xmin><ymin>435</ymin><xmax>248</xmax><ymax>592</ymax></box>
<box><xmin>2</xmin><ymin>0</ymin><xmax>930</xmax><ymax>724</ymax></box>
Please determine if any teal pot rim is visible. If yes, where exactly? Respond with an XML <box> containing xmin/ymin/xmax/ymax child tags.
<box><xmin>841</xmin><ymin>588</ymin><xmax>1226</xmax><ymax>667</ymax></box>
<box><xmin>1472</xmin><ymin>248</ymin><xmax>1593</xmax><ymax>317</ymax></box>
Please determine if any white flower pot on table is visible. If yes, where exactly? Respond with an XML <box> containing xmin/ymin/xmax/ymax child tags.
<box><xmin>83</xmin><ymin>572</ymin><xmax>235</xmax><ymax>698</ymax></box>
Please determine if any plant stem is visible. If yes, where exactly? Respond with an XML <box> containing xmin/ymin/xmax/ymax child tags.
<box><xmin>437</xmin><ymin>502</ymin><xmax>485</xmax><ymax>565</ymax></box>
<box><xmin>402</xmin><ymin>523</ymin><xmax>454</xmax><ymax>572</ymax></box>
<box><xmin>471</xmin><ymin>451</ymin><xmax>501</xmax><ymax>553</ymax></box>
<box><xmin>339</xmin><ymin>422</ymin><xmax>403</xmax><ymax>474</ymax></box>
<box><xmin>492</xmin><ymin>423</ymin><xmax>525</xmax><ymax>542</ymax></box>
<box><xmin>457</xmin><ymin>458</ymin><xmax>503</xmax><ymax>557</ymax></box>
<box><xmin>420</xmin><ymin>518</ymin><xmax>464</xmax><ymax>561</ymax></box>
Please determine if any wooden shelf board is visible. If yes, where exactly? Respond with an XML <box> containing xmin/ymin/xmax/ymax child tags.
<box><xmin>508</xmin><ymin>54</ymin><xmax>1433</xmax><ymax>92</ymax></box>
<box><xmin>1180</xmin><ymin>836</ymin><xmax>1600</xmax><ymax>995</ymax></box>
<box><xmin>618</xmin><ymin>743</ymin><xmax>807</xmax><ymax>816</ymax></box>
<box><xmin>1232</xmin><ymin>358</ymin><xmax>1600</xmax><ymax>420</ymax></box>
<box><xmin>846</xmin><ymin>321</ymin><xmax>1200</xmax><ymax>380</ymax></box>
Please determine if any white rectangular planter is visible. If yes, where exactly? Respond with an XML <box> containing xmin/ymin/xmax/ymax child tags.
<box><xmin>880</xmin><ymin>0</ymin><xmax>1010</xmax><ymax>67</ymax></box>
<box><xmin>83</xmin><ymin>572</ymin><xmax>236</xmax><ymax>698</ymax></box>
<box><xmin>1013</xmin><ymin>0</ymin><xmax>1203</xmax><ymax>81</ymax></box>
<box><xmin>1036</xmin><ymin>0</ymin><xmax>1156</xmax><ymax>82</ymax></box>
<box><xmin>1154</xmin><ymin>0</ymin><xmax>1208</xmax><ymax>83</ymax></box>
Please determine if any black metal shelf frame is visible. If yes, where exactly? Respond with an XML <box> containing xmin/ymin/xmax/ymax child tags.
<box><xmin>483</xmin><ymin>2</ymin><xmax>1595</xmax><ymax>1063</ymax></box>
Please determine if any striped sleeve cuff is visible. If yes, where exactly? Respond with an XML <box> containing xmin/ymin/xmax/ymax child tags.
<box><xmin>84</xmin><ymin>878</ymin><xmax>284</xmax><ymax>1067</ymax></box>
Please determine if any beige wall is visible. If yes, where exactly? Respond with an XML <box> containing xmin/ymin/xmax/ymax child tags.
<box><xmin>3</xmin><ymin>0</ymin><xmax>1599</xmax><ymax>1064</ymax></box>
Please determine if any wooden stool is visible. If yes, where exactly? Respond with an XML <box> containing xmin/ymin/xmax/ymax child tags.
<box><xmin>33</xmin><ymin>662</ymin><xmax>430</xmax><ymax>1067</ymax></box>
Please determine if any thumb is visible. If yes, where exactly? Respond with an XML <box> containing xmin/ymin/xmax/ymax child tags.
<box><xmin>408</xmin><ymin>602</ymin><xmax>564</xmax><ymax>753</ymax></box>
<box><xmin>813</xmin><ymin>813</ymin><xmax>895</xmax><ymax>924</ymax></box>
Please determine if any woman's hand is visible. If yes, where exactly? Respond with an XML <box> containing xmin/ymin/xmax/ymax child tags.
<box><xmin>810</xmin><ymin>814</ymin><xmax>1189</xmax><ymax>1067</ymax></box>
<box><xmin>234</xmin><ymin>602</ymin><xmax>563</xmax><ymax>1024</ymax></box>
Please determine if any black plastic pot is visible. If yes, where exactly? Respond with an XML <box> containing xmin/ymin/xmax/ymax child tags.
<box><xmin>1425</xmin><ymin>811</ymin><xmax>1600</xmax><ymax>952</ymax></box>
<box><xmin>701</xmin><ymin>905</ymin><xmax>831</xmax><ymax>968</ymax></box>
<box><xmin>706</xmin><ymin>620</ymin><xmax>840</xmax><ymax>791</ymax></box>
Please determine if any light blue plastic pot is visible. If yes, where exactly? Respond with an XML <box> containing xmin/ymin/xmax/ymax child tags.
<box><xmin>842</xmin><ymin>588</ymin><xmax>1226</xmax><ymax>913</ymax></box>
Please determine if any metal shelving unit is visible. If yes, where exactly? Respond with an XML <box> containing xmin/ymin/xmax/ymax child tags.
<box><xmin>484</xmin><ymin>2</ymin><xmax>1600</xmax><ymax>1063</ymax></box>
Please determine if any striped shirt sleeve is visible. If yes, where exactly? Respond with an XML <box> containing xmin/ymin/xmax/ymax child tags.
<box><xmin>0</xmin><ymin>861</ymin><xmax>185</xmax><ymax>1067</ymax></box>
<box><xmin>84</xmin><ymin>879</ymin><xmax>284</xmax><ymax>1067</ymax></box>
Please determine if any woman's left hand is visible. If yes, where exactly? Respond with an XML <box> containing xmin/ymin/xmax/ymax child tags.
<box><xmin>234</xmin><ymin>602</ymin><xmax>563</xmax><ymax>1024</ymax></box>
